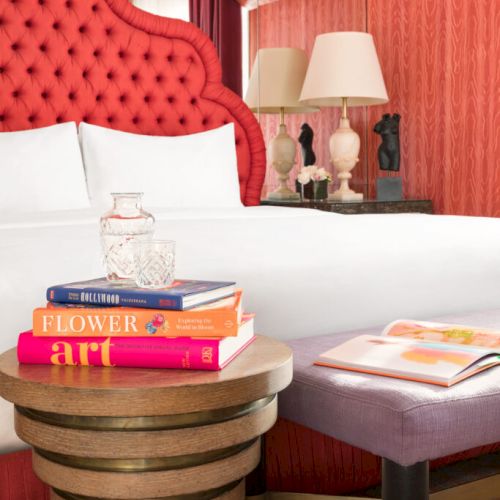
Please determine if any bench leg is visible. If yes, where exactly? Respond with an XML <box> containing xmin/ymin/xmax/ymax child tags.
<box><xmin>382</xmin><ymin>458</ymin><xmax>429</xmax><ymax>500</ymax></box>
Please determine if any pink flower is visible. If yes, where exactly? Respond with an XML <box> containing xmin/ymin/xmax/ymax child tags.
<box><xmin>298</xmin><ymin>165</ymin><xmax>332</xmax><ymax>183</ymax></box>
<box><xmin>152</xmin><ymin>314</ymin><xmax>164</xmax><ymax>327</ymax></box>
<box><xmin>297</xmin><ymin>171</ymin><xmax>311</xmax><ymax>184</ymax></box>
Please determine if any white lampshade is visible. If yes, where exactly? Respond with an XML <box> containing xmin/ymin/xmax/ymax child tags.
<box><xmin>245</xmin><ymin>48</ymin><xmax>318</xmax><ymax>114</ymax></box>
<box><xmin>300</xmin><ymin>32</ymin><xmax>389</xmax><ymax>107</ymax></box>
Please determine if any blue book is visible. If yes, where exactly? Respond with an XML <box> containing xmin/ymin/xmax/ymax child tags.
<box><xmin>46</xmin><ymin>278</ymin><xmax>236</xmax><ymax>311</ymax></box>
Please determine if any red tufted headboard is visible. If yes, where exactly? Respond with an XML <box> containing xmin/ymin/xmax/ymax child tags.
<box><xmin>0</xmin><ymin>0</ymin><xmax>266</xmax><ymax>205</ymax></box>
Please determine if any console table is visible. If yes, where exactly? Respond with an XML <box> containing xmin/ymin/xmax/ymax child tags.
<box><xmin>261</xmin><ymin>199</ymin><xmax>433</xmax><ymax>215</ymax></box>
<box><xmin>0</xmin><ymin>335</ymin><xmax>292</xmax><ymax>500</ymax></box>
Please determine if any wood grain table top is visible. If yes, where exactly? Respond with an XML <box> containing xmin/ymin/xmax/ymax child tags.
<box><xmin>0</xmin><ymin>335</ymin><xmax>293</xmax><ymax>417</ymax></box>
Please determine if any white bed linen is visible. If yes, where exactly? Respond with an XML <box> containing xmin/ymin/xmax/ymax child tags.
<box><xmin>80</xmin><ymin>122</ymin><xmax>242</xmax><ymax>209</ymax></box>
<box><xmin>0</xmin><ymin>122</ymin><xmax>90</xmax><ymax>213</ymax></box>
<box><xmin>1</xmin><ymin>206</ymin><xmax>500</xmax><ymax>452</ymax></box>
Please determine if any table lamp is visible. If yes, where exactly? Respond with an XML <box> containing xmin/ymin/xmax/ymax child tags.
<box><xmin>300</xmin><ymin>32</ymin><xmax>388</xmax><ymax>201</ymax></box>
<box><xmin>245</xmin><ymin>48</ymin><xmax>318</xmax><ymax>200</ymax></box>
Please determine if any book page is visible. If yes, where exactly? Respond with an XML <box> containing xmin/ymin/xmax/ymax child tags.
<box><xmin>317</xmin><ymin>335</ymin><xmax>496</xmax><ymax>382</ymax></box>
<box><xmin>382</xmin><ymin>320</ymin><xmax>500</xmax><ymax>348</ymax></box>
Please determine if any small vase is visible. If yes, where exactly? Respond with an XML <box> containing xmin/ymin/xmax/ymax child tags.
<box><xmin>296</xmin><ymin>180</ymin><xmax>328</xmax><ymax>201</ymax></box>
<box><xmin>100</xmin><ymin>193</ymin><xmax>155</xmax><ymax>282</ymax></box>
<box><xmin>312</xmin><ymin>180</ymin><xmax>328</xmax><ymax>201</ymax></box>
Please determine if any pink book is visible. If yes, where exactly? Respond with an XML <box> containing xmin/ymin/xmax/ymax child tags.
<box><xmin>17</xmin><ymin>318</ymin><xmax>254</xmax><ymax>371</ymax></box>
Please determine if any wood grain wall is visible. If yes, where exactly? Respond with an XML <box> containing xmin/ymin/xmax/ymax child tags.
<box><xmin>250</xmin><ymin>0</ymin><xmax>500</xmax><ymax>215</ymax></box>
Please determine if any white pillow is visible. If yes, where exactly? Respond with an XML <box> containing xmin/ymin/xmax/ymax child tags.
<box><xmin>79</xmin><ymin>122</ymin><xmax>243</xmax><ymax>209</ymax></box>
<box><xmin>0</xmin><ymin>122</ymin><xmax>90</xmax><ymax>213</ymax></box>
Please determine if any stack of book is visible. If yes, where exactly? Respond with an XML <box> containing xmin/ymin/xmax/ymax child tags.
<box><xmin>17</xmin><ymin>278</ymin><xmax>255</xmax><ymax>370</ymax></box>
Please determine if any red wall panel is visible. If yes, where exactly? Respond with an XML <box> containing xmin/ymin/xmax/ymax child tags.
<box><xmin>251</xmin><ymin>0</ymin><xmax>500</xmax><ymax>215</ymax></box>
<box><xmin>368</xmin><ymin>0</ymin><xmax>500</xmax><ymax>215</ymax></box>
<box><xmin>367</xmin><ymin>0</ymin><xmax>447</xmax><ymax>207</ymax></box>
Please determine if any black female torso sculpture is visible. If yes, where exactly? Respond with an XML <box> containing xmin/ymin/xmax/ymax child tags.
<box><xmin>373</xmin><ymin>113</ymin><xmax>401</xmax><ymax>171</ymax></box>
<box><xmin>298</xmin><ymin>123</ymin><xmax>316</xmax><ymax>166</ymax></box>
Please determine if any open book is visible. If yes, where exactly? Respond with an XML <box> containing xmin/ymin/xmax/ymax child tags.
<box><xmin>315</xmin><ymin>320</ymin><xmax>500</xmax><ymax>387</ymax></box>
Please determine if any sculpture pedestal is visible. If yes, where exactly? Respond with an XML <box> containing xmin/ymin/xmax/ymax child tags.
<box><xmin>268</xmin><ymin>189</ymin><xmax>300</xmax><ymax>201</ymax></box>
<box><xmin>329</xmin><ymin>191</ymin><xmax>363</xmax><ymax>202</ymax></box>
<box><xmin>376</xmin><ymin>177</ymin><xmax>403</xmax><ymax>201</ymax></box>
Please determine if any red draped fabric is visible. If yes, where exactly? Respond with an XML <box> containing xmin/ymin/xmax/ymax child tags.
<box><xmin>189</xmin><ymin>0</ymin><xmax>242</xmax><ymax>96</ymax></box>
<box><xmin>265</xmin><ymin>418</ymin><xmax>500</xmax><ymax>495</ymax></box>
<box><xmin>0</xmin><ymin>450</ymin><xmax>49</xmax><ymax>500</ymax></box>
<box><xmin>2</xmin><ymin>429</ymin><xmax>499</xmax><ymax>498</ymax></box>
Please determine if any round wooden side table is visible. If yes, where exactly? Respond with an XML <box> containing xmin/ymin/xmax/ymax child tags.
<box><xmin>0</xmin><ymin>335</ymin><xmax>292</xmax><ymax>500</ymax></box>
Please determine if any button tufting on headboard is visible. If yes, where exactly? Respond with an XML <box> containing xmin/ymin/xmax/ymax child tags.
<box><xmin>0</xmin><ymin>0</ymin><xmax>266</xmax><ymax>205</ymax></box>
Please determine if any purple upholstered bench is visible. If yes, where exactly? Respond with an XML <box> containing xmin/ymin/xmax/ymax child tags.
<box><xmin>278</xmin><ymin>309</ymin><xmax>500</xmax><ymax>500</ymax></box>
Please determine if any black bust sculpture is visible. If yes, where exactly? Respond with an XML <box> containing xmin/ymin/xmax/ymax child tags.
<box><xmin>298</xmin><ymin>123</ymin><xmax>316</xmax><ymax>166</ymax></box>
<box><xmin>373</xmin><ymin>113</ymin><xmax>401</xmax><ymax>172</ymax></box>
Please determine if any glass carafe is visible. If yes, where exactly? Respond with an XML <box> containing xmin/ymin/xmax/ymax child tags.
<box><xmin>100</xmin><ymin>193</ymin><xmax>155</xmax><ymax>281</ymax></box>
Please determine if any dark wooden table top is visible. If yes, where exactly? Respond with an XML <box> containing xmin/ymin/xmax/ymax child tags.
<box><xmin>261</xmin><ymin>199</ymin><xmax>433</xmax><ymax>214</ymax></box>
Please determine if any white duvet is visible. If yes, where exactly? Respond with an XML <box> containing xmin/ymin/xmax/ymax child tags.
<box><xmin>1</xmin><ymin>206</ymin><xmax>500</xmax><ymax>452</ymax></box>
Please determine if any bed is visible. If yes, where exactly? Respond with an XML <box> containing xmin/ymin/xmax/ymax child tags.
<box><xmin>3</xmin><ymin>206</ymin><xmax>500</xmax><ymax>456</ymax></box>
<box><xmin>1</xmin><ymin>0</ymin><xmax>500</xmax><ymax>494</ymax></box>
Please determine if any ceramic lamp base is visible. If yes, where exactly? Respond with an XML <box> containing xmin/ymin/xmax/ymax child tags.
<box><xmin>267</xmin><ymin>122</ymin><xmax>297</xmax><ymax>202</ymax></box>
<box><xmin>328</xmin><ymin>191</ymin><xmax>363</xmax><ymax>202</ymax></box>
<box><xmin>329</xmin><ymin>116</ymin><xmax>363</xmax><ymax>203</ymax></box>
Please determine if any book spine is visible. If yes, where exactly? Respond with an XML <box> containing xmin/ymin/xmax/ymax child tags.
<box><xmin>46</xmin><ymin>287</ymin><xmax>183</xmax><ymax>310</ymax></box>
<box><xmin>17</xmin><ymin>332</ymin><xmax>221</xmax><ymax>370</ymax></box>
<box><xmin>33</xmin><ymin>307</ymin><xmax>238</xmax><ymax>337</ymax></box>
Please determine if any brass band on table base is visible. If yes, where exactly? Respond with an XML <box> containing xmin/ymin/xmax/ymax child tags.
<box><xmin>16</xmin><ymin>396</ymin><xmax>274</xmax><ymax>431</ymax></box>
<box><xmin>22</xmin><ymin>399</ymin><xmax>270</xmax><ymax>498</ymax></box>
<box><xmin>14</xmin><ymin>396</ymin><xmax>277</xmax><ymax>459</ymax></box>
<box><xmin>35</xmin><ymin>439</ymin><xmax>256</xmax><ymax>472</ymax></box>
<box><xmin>18</xmin><ymin>396</ymin><xmax>275</xmax><ymax>498</ymax></box>
<box><xmin>33</xmin><ymin>440</ymin><xmax>260</xmax><ymax>499</ymax></box>
<box><xmin>51</xmin><ymin>480</ymin><xmax>244</xmax><ymax>500</ymax></box>
<box><xmin>20</xmin><ymin>394</ymin><xmax>270</xmax><ymax>498</ymax></box>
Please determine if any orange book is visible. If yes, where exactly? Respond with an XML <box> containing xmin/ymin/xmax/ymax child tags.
<box><xmin>33</xmin><ymin>291</ymin><xmax>243</xmax><ymax>338</ymax></box>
